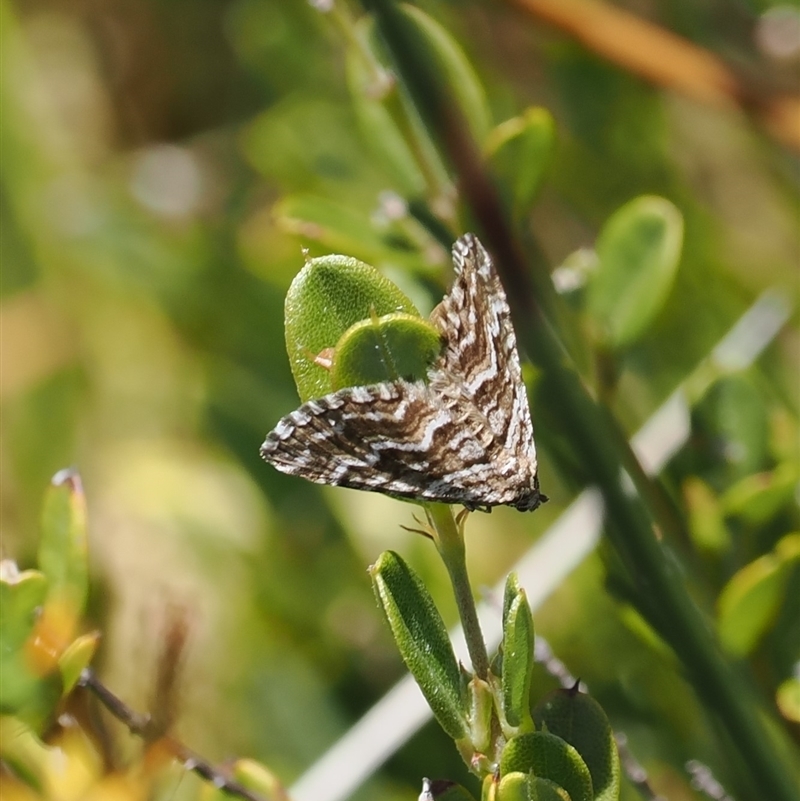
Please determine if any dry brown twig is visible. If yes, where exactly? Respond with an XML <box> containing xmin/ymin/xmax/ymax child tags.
<box><xmin>78</xmin><ymin>668</ymin><xmax>272</xmax><ymax>801</ymax></box>
<box><xmin>508</xmin><ymin>0</ymin><xmax>800</xmax><ymax>151</ymax></box>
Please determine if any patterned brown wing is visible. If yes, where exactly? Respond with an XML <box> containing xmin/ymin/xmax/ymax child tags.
<box><xmin>429</xmin><ymin>234</ymin><xmax>537</xmax><ymax>467</ymax></box>
<box><xmin>261</xmin><ymin>234</ymin><xmax>544</xmax><ymax>512</ymax></box>
<box><xmin>260</xmin><ymin>378</ymin><xmax>531</xmax><ymax>508</ymax></box>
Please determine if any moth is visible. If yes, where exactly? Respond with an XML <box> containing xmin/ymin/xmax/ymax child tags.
<box><xmin>260</xmin><ymin>233</ymin><xmax>544</xmax><ymax>512</ymax></box>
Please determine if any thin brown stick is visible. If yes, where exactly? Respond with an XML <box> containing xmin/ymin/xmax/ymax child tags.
<box><xmin>508</xmin><ymin>0</ymin><xmax>800</xmax><ymax>151</ymax></box>
<box><xmin>78</xmin><ymin>668</ymin><xmax>272</xmax><ymax>801</ymax></box>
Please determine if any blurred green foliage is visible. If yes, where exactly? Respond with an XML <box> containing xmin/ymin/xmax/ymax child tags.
<box><xmin>1</xmin><ymin>0</ymin><xmax>798</xmax><ymax>800</ymax></box>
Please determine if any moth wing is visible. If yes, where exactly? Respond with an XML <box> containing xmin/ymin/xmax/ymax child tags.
<box><xmin>260</xmin><ymin>380</ymin><xmax>523</xmax><ymax>506</ymax></box>
<box><xmin>429</xmin><ymin>233</ymin><xmax>535</xmax><ymax>464</ymax></box>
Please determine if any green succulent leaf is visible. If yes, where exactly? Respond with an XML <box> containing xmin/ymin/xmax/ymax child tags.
<box><xmin>776</xmin><ymin>676</ymin><xmax>800</xmax><ymax>724</ymax></box>
<box><xmin>533</xmin><ymin>689</ymin><xmax>620</xmax><ymax>801</ymax></box>
<box><xmin>0</xmin><ymin>716</ymin><xmax>54</xmax><ymax>791</ymax></box>
<box><xmin>501</xmin><ymin>587</ymin><xmax>535</xmax><ymax>729</ymax></box>
<box><xmin>370</xmin><ymin>550</ymin><xmax>467</xmax><ymax>740</ymax></box>
<box><xmin>273</xmin><ymin>194</ymin><xmax>399</xmax><ymax>265</ymax></box>
<box><xmin>346</xmin><ymin>20</ymin><xmax>430</xmax><ymax>197</ymax></box>
<box><xmin>424</xmin><ymin>779</ymin><xmax>480</xmax><ymax>801</ymax></box>
<box><xmin>497</xmin><ymin>773</ymin><xmax>571</xmax><ymax>801</ymax></box>
<box><xmin>717</xmin><ymin>533</ymin><xmax>800</xmax><ymax>657</ymax></box>
<box><xmin>0</xmin><ymin>564</ymin><xmax>48</xmax><ymax>653</ymax></box>
<box><xmin>395</xmin><ymin>4</ymin><xmax>491</xmax><ymax>145</ymax></box>
<box><xmin>58</xmin><ymin>632</ymin><xmax>99</xmax><ymax>696</ymax></box>
<box><xmin>500</xmin><ymin>732</ymin><xmax>593</xmax><ymax>801</ymax></box>
<box><xmin>502</xmin><ymin>572</ymin><xmax>522</xmax><ymax>628</ymax></box>
<box><xmin>0</xmin><ymin>566</ymin><xmax>48</xmax><ymax>716</ymax></box>
<box><xmin>486</xmin><ymin>108</ymin><xmax>555</xmax><ymax>219</ymax></box>
<box><xmin>496</xmin><ymin>773</ymin><xmax>531</xmax><ymax>801</ymax></box>
<box><xmin>283</xmin><ymin>253</ymin><xmax>421</xmax><ymax>401</ymax></box>
<box><xmin>205</xmin><ymin>758</ymin><xmax>290</xmax><ymax>801</ymax></box>
<box><xmin>587</xmin><ymin>195</ymin><xmax>683</xmax><ymax>347</ymax></box>
<box><xmin>235</xmin><ymin>758</ymin><xmax>290</xmax><ymax>801</ymax></box>
<box><xmin>720</xmin><ymin>461</ymin><xmax>800</xmax><ymax>524</ymax></box>
<box><xmin>331</xmin><ymin>312</ymin><xmax>442</xmax><ymax>390</ymax></box>
<box><xmin>698</xmin><ymin>375</ymin><xmax>769</xmax><ymax>478</ymax></box>
<box><xmin>529</xmin><ymin>778</ymin><xmax>571</xmax><ymax>801</ymax></box>
<box><xmin>467</xmin><ymin>676</ymin><xmax>494</xmax><ymax>754</ymax></box>
<box><xmin>683</xmin><ymin>477</ymin><xmax>731</xmax><ymax>554</ymax></box>
<box><xmin>38</xmin><ymin>469</ymin><xmax>88</xmax><ymax>618</ymax></box>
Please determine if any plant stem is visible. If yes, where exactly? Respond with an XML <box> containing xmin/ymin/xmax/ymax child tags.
<box><xmin>426</xmin><ymin>503</ymin><xmax>490</xmax><ymax>680</ymax></box>
<box><xmin>363</xmin><ymin>2</ymin><xmax>800</xmax><ymax>798</ymax></box>
<box><xmin>79</xmin><ymin>669</ymin><xmax>275</xmax><ymax>801</ymax></box>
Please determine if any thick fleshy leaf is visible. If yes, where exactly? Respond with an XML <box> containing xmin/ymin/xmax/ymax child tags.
<box><xmin>529</xmin><ymin>778</ymin><xmax>571</xmax><ymax>801</ymax></box>
<box><xmin>370</xmin><ymin>550</ymin><xmax>467</xmax><ymax>740</ymax></box>
<box><xmin>501</xmin><ymin>588</ymin><xmax>535</xmax><ymax>730</ymax></box>
<box><xmin>205</xmin><ymin>758</ymin><xmax>290</xmax><ymax>801</ymax></box>
<box><xmin>698</xmin><ymin>375</ymin><xmax>769</xmax><ymax>479</ymax></box>
<box><xmin>776</xmin><ymin>677</ymin><xmax>800</xmax><ymax>723</ymax></box>
<box><xmin>683</xmin><ymin>477</ymin><xmax>731</xmax><ymax>554</ymax></box>
<box><xmin>720</xmin><ymin>462</ymin><xmax>800</xmax><ymax>524</ymax></box>
<box><xmin>422</xmin><ymin>778</ymin><xmax>480</xmax><ymax>801</ymax></box>
<box><xmin>502</xmin><ymin>572</ymin><xmax>521</xmax><ymax>629</ymax></box>
<box><xmin>0</xmin><ymin>565</ymin><xmax>55</xmax><ymax>719</ymax></box>
<box><xmin>486</xmin><ymin>108</ymin><xmax>555</xmax><ymax>218</ymax></box>
<box><xmin>346</xmin><ymin>20</ymin><xmax>430</xmax><ymax>197</ymax></box>
<box><xmin>58</xmin><ymin>632</ymin><xmax>100</xmax><ymax>695</ymax></box>
<box><xmin>467</xmin><ymin>677</ymin><xmax>494</xmax><ymax>754</ymax></box>
<box><xmin>496</xmin><ymin>773</ymin><xmax>530</xmax><ymax>801</ymax></box>
<box><xmin>0</xmin><ymin>562</ymin><xmax>48</xmax><ymax>652</ymax></box>
<box><xmin>500</xmin><ymin>732</ymin><xmax>593</xmax><ymax>801</ymax></box>
<box><xmin>273</xmin><ymin>194</ymin><xmax>399</xmax><ymax>267</ymax></box>
<box><xmin>394</xmin><ymin>5</ymin><xmax>491</xmax><ymax>145</ymax></box>
<box><xmin>241</xmin><ymin>94</ymin><xmax>374</xmax><ymax>191</ymax></box>
<box><xmin>331</xmin><ymin>312</ymin><xmax>442</xmax><ymax>390</ymax></box>
<box><xmin>234</xmin><ymin>759</ymin><xmax>291</xmax><ymax>801</ymax></box>
<box><xmin>0</xmin><ymin>716</ymin><xmax>53</xmax><ymax>790</ymax></box>
<box><xmin>587</xmin><ymin>196</ymin><xmax>683</xmax><ymax>347</ymax></box>
<box><xmin>38</xmin><ymin>469</ymin><xmax>88</xmax><ymax>617</ymax></box>
<box><xmin>284</xmin><ymin>252</ymin><xmax>420</xmax><ymax>401</ymax></box>
<box><xmin>533</xmin><ymin>689</ymin><xmax>620</xmax><ymax>801</ymax></box>
<box><xmin>497</xmin><ymin>773</ymin><xmax>571</xmax><ymax>801</ymax></box>
<box><xmin>717</xmin><ymin>533</ymin><xmax>800</xmax><ymax>656</ymax></box>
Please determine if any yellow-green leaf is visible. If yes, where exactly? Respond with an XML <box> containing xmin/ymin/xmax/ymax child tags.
<box><xmin>720</xmin><ymin>461</ymin><xmax>800</xmax><ymax>524</ymax></box>
<box><xmin>467</xmin><ymin>677</ymin><xmax>494</xmax><ymax>755</ymax></box>
<box><xmin>486</xmin><ymin>108</ymin><xmax>555</xmax><ymax>219</ymax></box>
<box><xmin>234</xmin><ymin>758</ymin><xmax>290</xmax><ymax>801</ymax></box>
<box><xmin>0</xmin><ymin>716</ymin><xmax>54</xmax><ymax>790</ymax></box>
<box><xmin>501</xmin><ymin>587</ymin><xmax>535</xmax><ymax>730</ymax></box>
<box><xmin>273</xmin><ymin>194</ymin><xmax>395</xmax><ymax>264</ymax></box>
<box><xmin>331</xmin><ymin>312</ymin><xmax>441</xmax><ymax>390</ymax></box>
<box><xmin>776</xmin><ymin>677</ymin><xmax>800</xmax><ymax>724</ymax></box>
<box><xmin>683</xmin><ymin>477</ymin><xmax>731</xmax><ymax>554</ymax></box>
<box><xmin>396</xmin><ymin>4</ymin><xmax>491</xmax><ymax>145</ymax></box>
<box><xmin>346</xmin><ymin>20</ymin><xmax>429</xmax><ymax>197</ymax></box>
<box><xmin>533</xmin><ymin>689</ymin><xmax>620</xmax><ymax>801</ymax></box>
<box><xmin>424</xmin><ymin>778</ymin><xmax>480</xmax><ymax>800</ymax></box>
<box><xmin>58</xmin><ymin>632</ymin><xmax>99</xmax><ymax>696</ymax></box>
<box><xmin>284</xmin><ymin>253</ymin><xmax>420</xmax><ymax>401</ymax></box>
<box><xmin>370</xmin><ymin>550</ymin><xmax>467</xmax><ymax>740</ymax></box>
<box><xmin>0</xmin><ymin>563</ymin><xmax>48</xmax><ymax>652</ymax></box>
<box><xmin>500</xmin><ymin>732</ymin><xmax>593</xmax><ymax>801</ymax></box>
<box><xmin>497</xmin><ymin>773</ymin><xmax>571</xmax><ymax>801</ymax></box>
<box><xmin>0</xmin><ymin>564</ymin><xmax>57</xmax><ymax>721</ymax></box>
<box><xmin>38</xmin><ymin>469</ymin><xmax>88</xmax><ymax>617</ymax></box>
<box><xmin>587</xmin><ymin>196</ymin><xmax>683</xmax><ymax>347</ymax></box>
<box><xmin>717</xmin><ymin>533</ymin><xmax>800</xmax><ymax>656</ymax></box>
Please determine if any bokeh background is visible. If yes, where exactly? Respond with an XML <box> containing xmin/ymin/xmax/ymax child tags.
<box><xmin>2</xmin><ymin>1</ymin><xmax>799</xmax><ymax>799</ymax></box>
